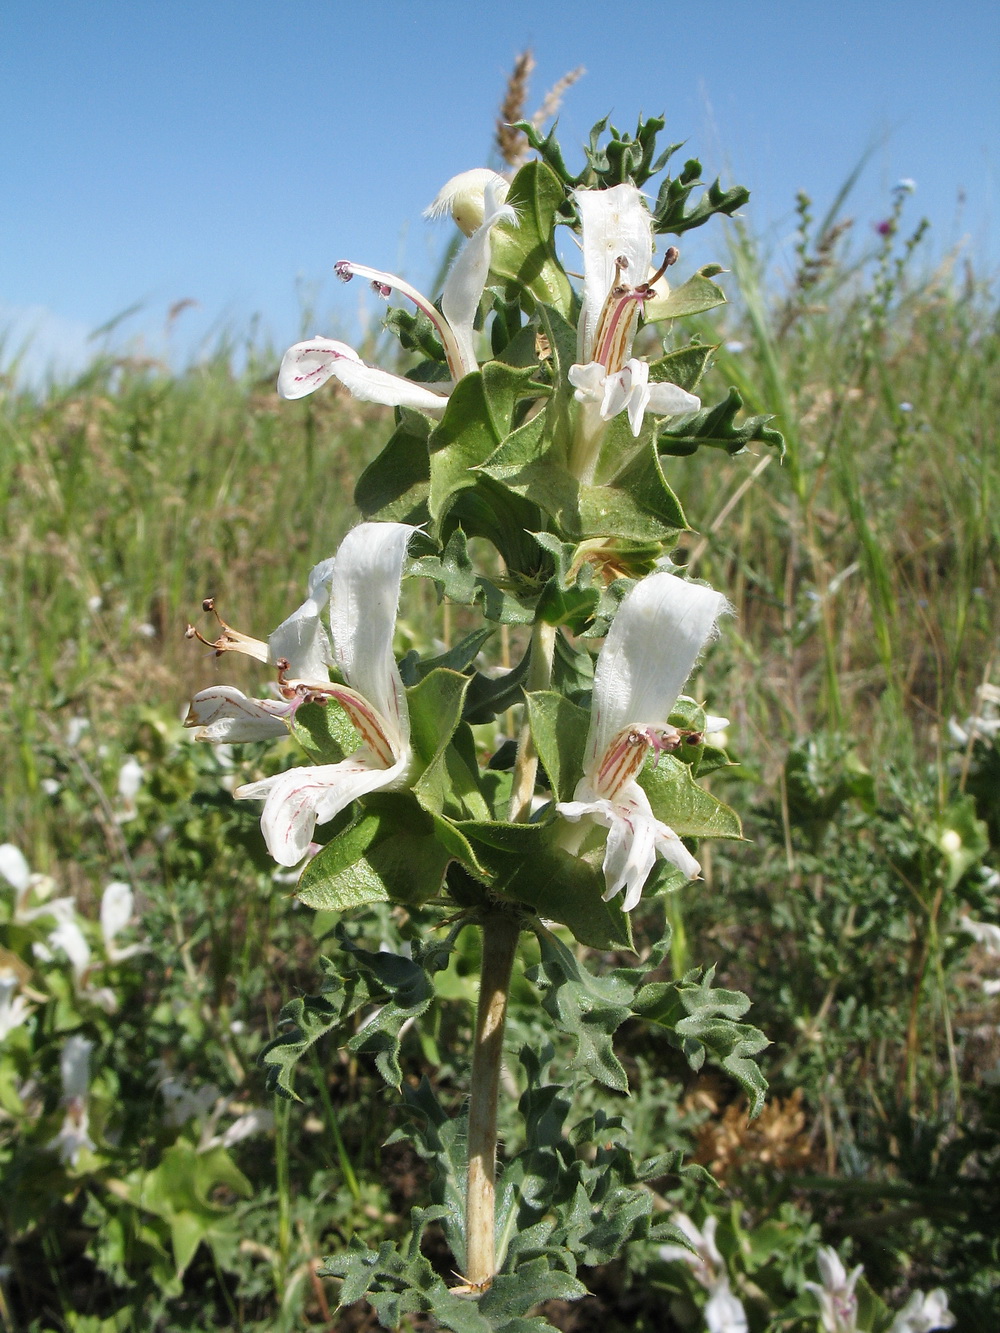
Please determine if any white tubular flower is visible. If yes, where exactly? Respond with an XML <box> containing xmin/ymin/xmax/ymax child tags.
<box><xmin>557</xmin><ymin>572</ymin><xmax>728</xmax><ymax>912</ymax></box>
<box><xmin>659</xmin><ymin>1213</ymin><xmax>725</xmax><ymax>1288</ymax></box>
<box><xmin>100</xmin><ymin>882</ymin><xmax>147</xmax><ymax>962</ymax></box>
<box><xmin>186</xmin><ymin>557</ymin><xmax>337</xmax><ymax>743</ymax></box>
<box><xmin>235</xmin><ymin>523</ymin><xmax>415</xmax><ymax>867</ymax></box>
<box><xmin>52</xmin><ymin>1035</ymin><xmax>95</xmax><ymax>1166</ymax></box>
<box><xmin>804</xmin><ymin>1247</ymin><xmax>864</xmax><ymax>1333</ymax></box>
<box><xmin>0</xmin><ymin>844</ymin><xmax>31</xmax><ymax>895</ymax></box>
<box><xmin>569</xmin><ymin>183</ymin><xmax>700</xmax><ymax>461</ymax></box>
<box><xmin>704</xmin><ymin>1281</ymin><xmax>749</xmax><ymax>1333</ymax></box>
<box><xmin>0</xmin><ymin>971</ymin><xmax>32</xmax><ymax>1040</ymax></box>
<box><xmin>889</xmin><ymin>1289</ymin><xmax>955</xmax><ymax>1333</ymax></box>
<box><xmin>278</xmin><ymin>175</ymin><xmax>515</xmax><ymax>408</ymax></box>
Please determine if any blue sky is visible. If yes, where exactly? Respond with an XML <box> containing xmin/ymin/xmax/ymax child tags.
<box><xmin>2</xmin><ymin>1</ymin><xmax>996</xmax><ymax>382</ymax></box>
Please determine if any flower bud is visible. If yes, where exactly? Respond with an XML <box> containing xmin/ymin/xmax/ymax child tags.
<box><xmin>425</xmin><ymin>168</ymin><xmax>510</xmax><ymax>237</ymax></box>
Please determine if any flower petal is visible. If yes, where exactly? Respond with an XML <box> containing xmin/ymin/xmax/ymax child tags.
<box><xmin>586</xmin><ymin>571</ymin><xmax>728</xmax><ymax>769</ymax></box>
<box><xmin>329</xmin><ymin>523</ymin><xmax>414</xmax><ymax>755</ymax></box>
<box><xmin>278</xmin><ymin>336</ymin><xmax>448</xmax><ymax>413</ymax></box>
<box><xmin>100</xmin><ymin>881</ymin><xmax>133</xmax><ymax>949</ymax></box>
<box><xmin>704</xmin><ymin>1281</ymin><xmax>749</xmax><ymax>1333</ymax></box>
<box><xmin>236</xmin><ymin>755</ymin><xmax>404</xmax><ymax>867</ymax></box>
<box><xmin>185</xmin><ymin>686</ymin><xmax>291</xmax><ymax>742</ymax></box>
<box><xmin>442</xmin><ymin>176</ymin><xmax>517</xmax><ymax>376</ymax></box>
<box><xmin>576</xmin><ymin>184</ymin><xmax>653</xmax><ymax>363</ymax></box>
<box><xmin>267</xmin><ymin>556</ymin><xmax>336</xmax><ymax>679</ymax></box>
<box><xmin>645</xmin><ymin>379</ymin><xmax>701</xmax><ymax>417</ymax></box>
<box><xmin>277</xmin><ymin>336</ymin><xmax>361</xmax><ymax>399</ymax></box>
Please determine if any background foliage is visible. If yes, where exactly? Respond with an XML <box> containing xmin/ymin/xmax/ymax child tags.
<box><xmin>1</xmin><ymin>160</ymin><xmax>998</xmax><ymax>1331</ymax></box>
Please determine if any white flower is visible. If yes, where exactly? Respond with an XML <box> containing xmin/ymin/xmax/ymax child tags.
<box><xmin>235</xmin><ymin>523</ymin><xmax>416</xmax><ymax>866</ymax></box>
<box><xmin>278</xmin><ymin>172</ymin><xmax>515</xmax><ymax>410</ymax></box>
<box><xmin>47</xmin><ymin>915</ymin><xmax>92</xmax><ymax>983</ymax></box>
<box><xmin>659</xmin><ymin>1214</ymin><xmax>747</xmax><ymax>1333</ymax></box>
<box><xmin>568</xmin><ymin>183</ymin><xmax>700</xmax><ymax>475</ymax></box>
<box><xmin>100</xmin><ymin>882</ymin><xmax>148</xmax><ymax>962</ymax></box>
<box><xmin>51</xmin><ymin>1035</ymin><xmax>96</xmax><ymax>1166</ymax></box>
<box><xmin>704</xmin><ymin>1280</ymin><xmax>749</xmax><ymax>1333</ymax></box>
<box><xmin>0</xmin><ymin>844</ymin><xmax>31</xmax><ymax>895</ymax></box>
<box><xmin>0</xmin><ymin>971</ymin><xmax>32</xmax><ymax>1040</ymax></box>
<box><xmin>556</xmin><ymin>572</ymin><xmax>728</xmax><ymax>911</ymax></box>
<box><xmin>889</xmin><ymin>1288</ymin><xmax>954</xmax><ymax>1333</ymax></box>
<box><xmin>960</xmin><ymin>914</ymin><xmax>1000</xmax><ymax>955</ymax></box>
<box><xmin>186</xmin><ymin>556</ymin><xmax>338</xmax><ymax>743</ymax></box>
<box><xmin>115</xmin><ymin>755</ymin><xmax>144</xmax><ymax>821</ymax></box>
<box><xmin>659</xmin><ymin>1213</ymin><xmax>725</xmax><ymax>1287</ymax></box>
<box><xmin>804</xmin><ymin>1246</ymin><xmax>863</xmax><ymax>1333</ymax></box>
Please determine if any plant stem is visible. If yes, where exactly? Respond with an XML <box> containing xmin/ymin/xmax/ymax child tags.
<box><xmin>508</xmin><ymin>621</ymin><xmax>557</xmax><ymax>822</ymax></box>
<box><xmin>465</xmin><ymin>910</ymin><xmax>521</xmax><ymax>1287</ymax></box>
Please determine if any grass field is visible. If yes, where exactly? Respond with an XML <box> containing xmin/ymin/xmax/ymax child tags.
<box><xmin>1</xmin><ymin>185</ymin><xmax>998</xmax><ymax>1330</ymax></box>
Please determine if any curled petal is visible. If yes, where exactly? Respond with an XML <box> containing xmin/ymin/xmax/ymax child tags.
<box><xmin>602</xmin><ymin>359</ymin><xmax>652</xmax><ymax>435</ymax></box>
<box><xmin>278</xmin><ymin>337</ymin><xmax>361</xmax><ymax>399</ymax></box>
<box><xmin>236</xmin><ymin>755</ymin><xmax>406</xmax><ymax>867</ymax></box>
<box><xmin>645</xmin><ymin>378</ymin><xmax>701</xmax><ymax>417</ymax></box>
<box><xmin>278</xmin><ymin>336</ymin><xmax>449</xmax><ymax>413</ymax></box>
<box><xmin>186</xmin><ymin>687</ymin><xmax>291</xmax><ymax>743</ymax></box>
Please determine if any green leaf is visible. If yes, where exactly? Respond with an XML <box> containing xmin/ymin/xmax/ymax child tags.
<box><xmin>657</xmin><ymin>387</ymin><xmax>785</xmax><ymax>458</ymax></box>
<box><xmin>408</xmin><ymin>668</ymin><xmax>492</xmax><ymax>823</ymax></box>
<box><xmin>645</xmin><ymin>269</ymin><xmax>728</xmax><ymax>321</ymax></box>
<box><xmin>135</xmin><ymin>1143</ymin><xmax>252</xmax><ymax>1278</ymax></box>
<box><xmin>259</xmin><ymin>981</ymin><xmax>343</xmax><ymax>1099</ymax></box>
<box><xmin>632</xmin><ymin>966</ymin><xmax>769</xmax><ymax>1115</ymax></box>
<box><xmin>391</xmin><ymin>1076</ymin><xmax>470</xmax><ymax>1272</ymax></box>
<box><xmin>489</xmin><ymin>162</ymin><xmax>574</xmax><ymax>316</ymax></box>
<box><xmin>483</xmin><ymin>427</ymin><xmax>688</xmax><ymax>544</ymax></box>
<box><xmin>414</xmin><ymin>526</ymin><xmax>542</xmax><ymax>625</ymax></box>
<box><xmin>428</xmin><ymin>362</ymin><xmax>538</xmax><ymax>533</ymax></box>
<box><xmin>526</xmin><ymin>927</ymin><xmax>632</xmax><ymax>1091</ymax></box>
<box><xmin>478</xmin><ymin>1257</ymin><xmax>587</xmax><ymax>1321</ymax></box>
<box><xmin>339</xmin><ymin>932</ymin><xmax>442</xmax><ymax>1089</ymax></box>
<box><xmin>399</xmin><ymin>627</ymin><xmax>495</xmax><ymax>685</ymax></box>
<box><xmin>383</xmin><ymin>306</ymin><xmax>448</xmax><ymax>363</ymax></box>
<box><xmin>463</xmin><ymin>645</ymin><xmax>532</xmax><ymax>726</ymax></box>
<box><xmin>526</xmin><ymin>691</ymin><xmax>589</xmax><ymax>802</ymax></box>
<box><xmin>653</xmin><ymin>162</ymin><xmax>751</xmax><ymax>236</ymax></box>
<box><xmin>290</xmin><ymin>699</ymin><xmax>359</xmax><ymax>765</ymax></box>
<box><xmin>638</xmin><ymin>755</ymin><xmax>743</xmax><ymax>840</ymax></box>
<box><xmin>646</xmin><ymin>342</ymin><xmax>714</xmax><ymax>393</ymax></box>
<box><xmin>355</xmin><ymin>408</ymin><xmax>432</xmax><ymax>522</ymax></box>
<box><xmin>296</xmin><ymin>794</ymin><xmax>456</xmax><ymax>910</ymax></box>
<box><xmin>457</xmin><ymin>819</ymin><xmax>632</xmax><ymax>951</ymax></box>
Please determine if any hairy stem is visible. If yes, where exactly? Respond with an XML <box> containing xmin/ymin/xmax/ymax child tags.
<box><xmin>508</xmin><ymin>620</ymin><xmax>557</xmax><ymax>822</ymax></box>
<box><xmin>465</xmin><ymin>911</ymin><xmax>521</xmax><ymax>1287</ymax></box>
